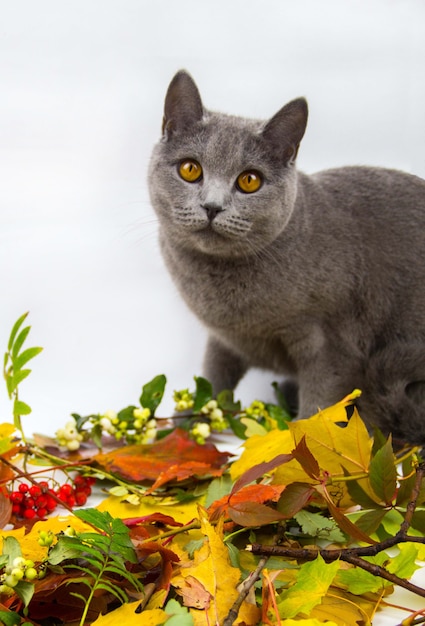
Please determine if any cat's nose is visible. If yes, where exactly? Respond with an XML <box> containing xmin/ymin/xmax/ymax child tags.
<box><xmin>201</xmin><ymin>202</ymin><xmax>223</xmax><ymax>222</ymax></box>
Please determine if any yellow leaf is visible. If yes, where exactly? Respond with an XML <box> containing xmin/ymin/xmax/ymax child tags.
<box><xmin>231</xmin><ymin>394</ymin><xmax>373</xmax><ymax>507</ymax></box>
<box><xmin>0</xmin><ymin>422</ymin><xmax>18</xmax><ymax>454</ymax></box>
<box><xmin>280</xmin><ymin>618</ymin><xmax>338</xmax><ymax>626</ymax></box>
<box><xmin>0</xmin><ymin>515</ymin><xmax>97</xmax><ymax>563</ymax></box>
<box><xmin>172</xmin><ymin>506</ymin><xmax>259</xmax><ymax>626</ymax></box>
<box><xmin>97</xmin><ymin>494</ymin><xmax>203</xmax><ymax>525</ymax></box>
<box><xmin>91</xmin><ymin>601</ymin><xmax>167</xmax><ymax>625</ymax></box>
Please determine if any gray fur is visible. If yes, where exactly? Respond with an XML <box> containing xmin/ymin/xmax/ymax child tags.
<box><xmin>148</xmin><ymin>70</ymin><xmax>425</xmax><ymax>444</ymax></box>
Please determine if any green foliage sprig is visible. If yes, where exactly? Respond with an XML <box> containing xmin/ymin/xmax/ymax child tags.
<box><xmin>3</xmin><ymin>312</ymin><xmax>42</xmax><ymax>442</ymax></box>
<box><xmin>48</xmin><ymin>509</ymin><xmax>143</xmax><ymax>626</ymax></box>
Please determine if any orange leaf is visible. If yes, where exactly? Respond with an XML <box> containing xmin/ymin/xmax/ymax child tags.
<box><xmin>93</xmin><ymin>428</ymin><xmax>231</xmax><ymax>485</ymax></box>
<box><xmin>209</xmin><ymin>483</ymin><xmax>285</xmax><ymax>521</ymax></box>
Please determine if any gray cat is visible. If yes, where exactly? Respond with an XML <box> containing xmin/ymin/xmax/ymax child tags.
<box><xmin>148</xmin><ymin>70</ymin><xmax>425</xmax><ymax>444</ymax></box>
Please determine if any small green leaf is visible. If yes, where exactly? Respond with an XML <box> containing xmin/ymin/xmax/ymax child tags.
<box><xmin>192</xmin><ymin>376</ymin><xmax>213</xmax><ymax>412</ymax></box>
<box><xmin>0</xmin><ymin>611</ymin><xmax>21</xmax><ymax>626</ymax></box>
<box><xmin>7</xmin><ymin>312</ymin><xmax>29</xmax><ymax>352</ymax></box>
<box><xmin>266</xmin><ymin>403</ymin><xmax>290</xmax><ymax>429</ymax></box>
<box><xmin>216</xmin><ymin>389</ymin><xmax>241</xmax><ymax>412</ymax></box>
<box><xmin>13</xmin><ymin>346</ymin><xmax>43</xmax><ymax>370</ymax></box>
<box><xmin>12</xmin><ymin>369</ymin><xmax>31</xmax><ymax>390</ymax></box>
<box><xmin>13</xmin><ymin>580</ymin><xmax>35</xmax><ymax>609</ymax></box>
<box><xmin>226</xmin><ymin>414</ymin><xmax>248</xmax><ymax>439</ymax></box>
<box><xmin>2</xmin><ymin>536</ymin><xmax>23</xmax><ymax>565</ymax></box>
<box><xmin>294</xmin><ymin>510</ymin><xmax>346</xmax><ymax>543</ymax></box>
<box><xmin>368</xmin><ymin>438</ymin><xmax>397</xmax><ymax>504</ymax></box>
<box><xmin>11</xmin><ymin>326</ymin><xmax>31</xmax><ymax>359</ymax></box>
<box><xmin>13</xmin><ymin>398</ymin><xmax>32</xmax><ymax>416</ymax></box>
<box><xmin>139</xmin><ymin>374</ymin><xmax>166</xmax><ymax>415</ymax></box>
<box><xmin>205</xmin><ymin>474</ymin><xmax>233</xmax><ymax>508</ymax></box>
<box><xmin>352</xmin><ymin>508</ymin><xmax>388</xmax><ymax>536</ymax></box>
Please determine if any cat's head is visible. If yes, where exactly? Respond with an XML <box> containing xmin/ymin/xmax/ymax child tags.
<box><xmin>149</xmin><ymin>70</ymin><xmax>308</xmax><ymax>258</ymax></box>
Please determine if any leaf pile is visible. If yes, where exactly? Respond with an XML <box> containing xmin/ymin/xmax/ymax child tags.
<box><xmin>1</xmin><ymin>389</ymin><xmax>425</xmax><ymax>625</ymax></box>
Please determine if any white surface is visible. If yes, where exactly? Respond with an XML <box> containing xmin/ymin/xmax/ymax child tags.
<box><xmin>1</xmin><ymin>3</ymin><xmax>425</xmax><ymax>621</ymax></box>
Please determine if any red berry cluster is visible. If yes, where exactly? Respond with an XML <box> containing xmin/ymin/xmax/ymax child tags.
<box><xmin>9</xmin><ymin>475</ymin><xmax>96</xmax><ymax>520</ymax></box>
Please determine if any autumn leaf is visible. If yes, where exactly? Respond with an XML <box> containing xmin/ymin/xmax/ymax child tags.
<box><xmin>208</xmin><ymin>483</ymin><xmax>285</xmax><ymax>522</ymax></box>
<box><xmin>91</xmin><ymin>601</ymin><xmax>167</xmax><ymax>625</ymax></box>
<box><xmin>172</xmin><ymin>506</ymin><xmax>260</xmax><ymax>625</ymax></box>
<box><xmin>93</xmin><ymin>428</ymin><xmax>230</xmax><ymax>488</ymax></box>
<box><xmin>276</xmin><ymin>554</ymin><xmax>340</xmax><ymax>619</ymax></box>
<box><xmin>97</xmin><ymin>493</ymin><xmax>203</xmax><ymax>525</ymax></box>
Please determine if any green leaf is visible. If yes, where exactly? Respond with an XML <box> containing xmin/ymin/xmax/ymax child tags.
<box><xmin>14</xmin><ymin>580</ymin><xmax>35</xmax><ymax>609</ymax></box>
<box><xmin>337</xmin><ymin>553</ymin><xmax>389</xmax><ymax>594</ymax></box>
<box><xmin>2</xmin><ymin>536</ymin><xmax>23</xmax><ymax>565</ymax></box>
<box><xmin>73</xmin><ymin>508</ymin><xmax>114</xmax><ymax>533</ymax></box>
<box><xmin>216</xmin><ymin>389</ymin><xmax>241</xmax><ymax>412</ymax></box>
<box><xmin>13</xmin><ymin>398</ymin><xmax>32</xmax><ymax>416</ymax></box>
<box><xmin>139</xmin><ymin>374</ymin><xmax>166</xmax><ymax>415</ymax></box>
<box><xmin>7</xmin><ymin>312</ymin><xmax>29</xmax><ymax>352</ymax></box>
<box><xmin>388</xmin><ymin>543</ymin><xmax>420</xmax><ymax>579</ymax></box>
<box><xmin>12</xmin><ymin>368</ymin><xmax>31</xmax><ymax>390</ymax></box>
<box><xmin>205</xmin><ymin>474</ymin><xmax>233</xmax><ymax>508</ymax></box>
<box><xmin>277</xmin><ymin>554</ymin><xmax>340</xmax><ymax>618</ymax></box>
<box><xmin>11</xmin><ymin>326</ymin><xmax>31</xmax><ymax>359</ymax></box>
<box><xmin>0</xmin><ymin>611</ymin><xmax>21</xmax><ymax>626</ymax></box>
<box><xmin>352</xmin><ymin>508</ymin><xmax>388</xmax><ymax>536</ymax></box>
<box><xmin>13</xmin><ymin>346</ymin><xmax>43</xmax><ymax>371</ymax></box>
<box><xmin>266</xmin><ymin>403</ymin><xmax>290</xmax><ymax>429</ymax></box>
<box><xmin>368</xmin><ymin>438</ymin><xmax>397</xmax><ymax>504</ymax></box>
<box><xmin>164</xmin><ymin>599</ymin><xmax>194</xmax><ymax>625</ymax></box>
<box><xmin>343</xmin><ymin>468</ymin><xmax>382</xmax><ymax>509</ymax></box>
<box><xmin>48</xmin><ymin>538</ymin><xmax>88</xmax><ymax>565</ymax></box>
<box><xmin>294</xmin><ymin>510</ymin><xmax>346</xmax><ymax>543</ymax></box>
<box><xmin>192</xmin><ymin>376</ymin><xmax>213</xmax><ymax>412</ymax></box>
<box><xmin>226</xmin><ymin>414</ymin><xmax>248</xmax><ymax>439</ymax></box>
<box><xmin>96</xmin><ymin>581</ymin><xmax>128</xmax><ymax>603</ymax></box>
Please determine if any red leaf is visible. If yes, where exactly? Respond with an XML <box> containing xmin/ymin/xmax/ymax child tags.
<box><xmin>231</xmin><ymin>453</ymin><xmax>293</xmax><ymax>494</ymax></box>
<box><xmin>277</xmin><ymin>482</ymin><xmax>316</xmax><ymax>518</ymax></box>
<box><xmin>123</xmin><ymin>513</ymin><xmax>184</xmax><ymax>528</ymax></box>
<box><xmin>228</xmin><ymin>500</ymin><xmax>287</xmax><ymax>527</ymax></box>
<box><xmin>93</xmin><ymin>428</ymin><xmax>231</xmax><ymax>485</ymax></box>
<box><xmin>292</xmin><ymin>436</ymin><xmax>320</xmax><ymax>480</ymax></box>
<box><xmin>209</xmin><ymin>484</ymin><xmax>285</xmax><ymax>521</ymax></box>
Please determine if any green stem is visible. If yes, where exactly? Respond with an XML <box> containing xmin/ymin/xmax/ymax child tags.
<box><xmin>78</xmin><ymin>555</ymin><xmax>109</xmax><ymax>626</ymax></box>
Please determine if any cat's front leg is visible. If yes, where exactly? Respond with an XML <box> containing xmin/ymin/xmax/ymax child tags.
<box><xmin>203</xmin><ymin>335</ymin><xmax>248</xmax><ymax>394</ymax></box>
<box><xmin>295</xmin><ymin>355</ymin><xmax>359</xmax><ymax>419</ymax></box>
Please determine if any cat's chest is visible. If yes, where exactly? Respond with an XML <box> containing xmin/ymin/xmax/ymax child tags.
<box><xmin>170</xmin><ymin>252</ymin><xmax>285</xmax><ymax>332</ymax></box>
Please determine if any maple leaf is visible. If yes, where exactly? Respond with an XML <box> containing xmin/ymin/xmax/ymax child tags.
<box><xmin>93</xmin><ymin>428</ymin><xmax>230</xmax><ymax>488</ymax></box>
<box><xmin>276</xmin><ymin>554</ymin><xmax>340</xmax><ymax>619</ymax></box>
<box><xmin>172</xmin><ymin>506</ymin><xmax>260</xmax><ymax>625</ymax></box>
<box><xmin>232</xmin><ymin>394</ymin><xmax>375</xmax><ymax>508</ymax></box>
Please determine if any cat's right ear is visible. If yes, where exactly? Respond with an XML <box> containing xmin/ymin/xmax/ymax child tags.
<box><xmin>162</xmin><ymin>71</ymin><xmax>204</xmax><ymax>139</ymax></box>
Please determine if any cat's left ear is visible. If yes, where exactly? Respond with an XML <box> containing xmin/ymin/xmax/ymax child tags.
<box><xmin>162</xmin><ymin>70</ymin><xmax>204</xmax><ymax>138</ymax></box>
<box><xmin>262</xmin><ymin>98</ymin><xmax>308</xmax><ymax>164</ymax></box>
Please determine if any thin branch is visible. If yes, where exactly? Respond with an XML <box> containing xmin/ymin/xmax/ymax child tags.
<box><xmin>223</xmin><ymin>556</ymin><xmax>268</xmax><ymax>626</ymax></box>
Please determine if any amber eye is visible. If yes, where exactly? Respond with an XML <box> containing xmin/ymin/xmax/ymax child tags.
<box><xmin>236</xmin><ymin>171</ymin><xmax>262</xmax><ymax>193</ymax></box>
<box><xmin>179</xmin><ymin>159</ymin><xmax>203</xmax><ymax>183</ymax></box>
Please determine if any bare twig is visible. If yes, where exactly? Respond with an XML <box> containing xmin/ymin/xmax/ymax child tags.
<box><xmin>223</xmin><ymin>556</ymin><xmax>268</xmax><ymax>626</ymax></box>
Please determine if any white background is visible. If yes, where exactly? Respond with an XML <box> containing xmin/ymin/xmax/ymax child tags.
<box><xmin>1</xmin><ymin>2</ymin><xmax>425</xmax><ymax>621</ymax></box>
